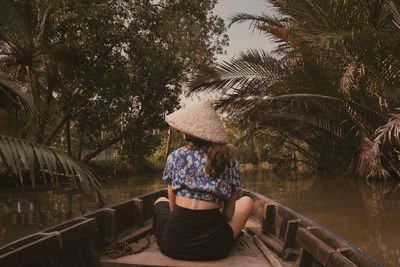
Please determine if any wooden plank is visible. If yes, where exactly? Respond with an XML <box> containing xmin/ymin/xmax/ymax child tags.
<box><xmin>239</xmin><ymin>231</ymin><xmax>265</xmax><ymax>259</ymax></box>
<box><xmin>307</xmin><ymin>227</ymin><xmax>346</xmax><ymax>250</ymax></box>
<box><xmin>283</xmin><ymin>219</ymin><xmax>301</xmax><ymax>249</ymax></box>
<box><xmin>100</xmin><ymin>252</ymin><xmax>268</xmax><ymax>267</ymax></box>
<box><xmin>101</xmin><ymin>230</ymin><xmax>269</xmax><ymax>267</ymax></box>
<box><xmin>119</xmin><ymin>219</ymin><xmax>153</xmax><ymax>243</ymax></box>
<box><xmin>282</xmin><ymin>219</ymin><xmax>301</xmax><ymax>261</ymax></box>
<box><xmin>44</xmin><ymin>217</ymin><xmax>97</xmax><ymax>246</ymax></box>
<box><xmin>247</xmin><ymin>226</ymin><xmax>283</xmax><ymax>255</ymax></box>
<box><xmin>103</xmin><ymin>208</ymin><xmax>117</xmax><ymax>242</ymax></box>
<box><xmin>344</xmin><ymin>249</ymin><xmax>385</xmax><ymax>267</ymax></box>
<box><xmin>80</xmin><ymin>237</ymin><xmax>99</xmax><ymax>267</ymax></box>
<box><xmin>46</xmin><ymin>217</ymin><xmax>99</xmax><ymax>267</ymax></box>
<box><xmin>138</xmin><ymin>189</ymin><xmax>168</xmax><ymax>221</ymax></box>
<box><xmin>110</xmin><ymin>200</ymin><xmax>136</xmax><ymax>234</ymax></box>
<box><xmin>0</xmin><ymin>218</ymin><xmax>97</xmax><ymax>267</ymax></box>
<box><xmin>277</xmin><ymin>208</ymin><xmax>298</xmax><ymax>240</ymax></box>
<box><xmin>297</xmin><ymin>248</ymin><xmax>315</xmax><ymax>267</ymax></box>
<box><xmin>132</xmin><ymin>198</ymin><xmax>144</xmax><ymax>227</ymax></box>
<box><xmin>253</xmin><ymin>235</ymin><xmax>284</xmax><ymax>267</ymax></box>
<box><xmin>262</xmin><ymin>204</ymin><xmax>277</xmax><ymax>235</ymax></box>
<box><xmin>240</xmin><ymin>189</ymin><xmax>382</xmax><ymax>266</ymax></box>
<box><xmin>305</xmin><ymin>228</ymin><xmax>383</xmax><ymax>266</ymax></box>
<box><xmin>84</xmin><ymin>208</ymin><xmax>117</xmax><ymax>251</ymax></box>
<box><xmin>0</xmin><ymin>234</ymin><xmax>60</xmax><ymax>267</ymax></box>
<box><xmin>295</xmin><ymin>228</ymin><xmax>357</xmax><ymax>267</ymax></box>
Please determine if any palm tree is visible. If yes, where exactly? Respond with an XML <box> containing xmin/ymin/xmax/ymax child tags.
<box><xmin>0</xmin><ymin>74</ymin><xmax>102</xmax><ymax>202</ymax></box>
<box><xmin>190</xmin><ymin>0</ymin><xmax>400</xmax><ymax>179</ymax></box>
<box><xmin>0</xmin><ymin>0</ymin><xmax>103</xmax><ymax>201</ymax></box>
<box><xmin>0</xmin><ymin>0</ymin><xmax>71</xmax><ymax>143</ymax></box>
<box><xmin>0</xmin><ymin>74</ymin><xmax>31</xmax><ymax>112</ymax></box>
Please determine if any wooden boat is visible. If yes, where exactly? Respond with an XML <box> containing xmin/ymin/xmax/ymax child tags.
<box><xmin>0</xmin><ymin>188</ymin><xmax>384</xmax><ymax>267</ymax></box>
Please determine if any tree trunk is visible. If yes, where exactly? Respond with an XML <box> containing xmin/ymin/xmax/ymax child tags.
<box><xmin>36</xmin><ymin>74</ymin><xmax>55</xmax><ymax>144</ymax></box>
<box><xmin>66</xmin><ymin>119</ymin><xmax>72</xmax><ymax>156</ymax></box>
<box><xmin>43</xmin><ymin>106</ymin><xmax>72</xmax><ymax>145</ymax></box>
<box><xmin>81</xmin><ymin>134</ymin><xmax>125</xmax><ymax>163</ymax></box>
<box><xmin>77</xmin><ymin>129</ymin><xmax>83</xmax><ymax>160</ymax></box>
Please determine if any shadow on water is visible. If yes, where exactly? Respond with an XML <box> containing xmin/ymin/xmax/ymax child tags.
<box><xmin>0</xmin><ymin>168</ymin><xmax>399</xmax><ymax>266</ymax></box>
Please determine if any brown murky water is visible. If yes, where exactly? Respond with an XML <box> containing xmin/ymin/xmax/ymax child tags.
<box><xmin>0</xmin><ymin>168</ymin><xmax>399</xmax><ymax>266</ymax></box>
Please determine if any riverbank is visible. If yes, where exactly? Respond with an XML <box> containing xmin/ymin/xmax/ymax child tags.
<box><xmin>89</xmin><ymin>158</ymin><xmax>163</xmax><ymax>178</ymax></box>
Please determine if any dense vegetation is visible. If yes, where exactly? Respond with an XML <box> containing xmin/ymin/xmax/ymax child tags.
<box><xmin>190</xmin><ymin>0</ymin><xmax>400</xmax><ymax>179</ymax></box>
<box><xmin>0</xmin><ymin>0</ymin><xmax>228</xmax><ymax>189</ymax></box>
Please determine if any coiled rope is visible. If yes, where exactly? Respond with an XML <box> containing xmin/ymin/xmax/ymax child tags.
<box><xmin>104</xmin><ymin>233</ymin><xmax>151</xmax><ymax>259</ymax></box>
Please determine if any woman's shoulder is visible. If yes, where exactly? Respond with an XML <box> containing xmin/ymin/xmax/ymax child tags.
<box><xmin>170</xmin><ymin>146</ymin><xmax>188</xmax><ymax>154</ymax></box>
<box><xmin>168</xmin><ymin>146</ymin><xmax>191</xmax><ymax>159</ymax></box>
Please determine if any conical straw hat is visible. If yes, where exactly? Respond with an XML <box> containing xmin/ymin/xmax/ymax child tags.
<box><xmin>165</xmin><ymin>102</ymin><xmax>229</xmax><ymax>144</ymax></box>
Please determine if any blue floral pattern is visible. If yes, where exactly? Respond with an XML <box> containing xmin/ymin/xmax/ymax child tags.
<box><xmin>162</xmin><ymin>146</ymin><xmax>243</xmax><ymax>203</ymax></box>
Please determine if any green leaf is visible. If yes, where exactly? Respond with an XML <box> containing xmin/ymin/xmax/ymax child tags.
<box><xmin>0</xmin><ymin>134</ymin><xmax>101</xmax><ymax>195</ymax></box>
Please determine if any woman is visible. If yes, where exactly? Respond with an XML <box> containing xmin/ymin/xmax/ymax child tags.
<box><xmin>153</xmin><ymin>102</ymin><xmax>254</xmax><ymax>261</ymax></box>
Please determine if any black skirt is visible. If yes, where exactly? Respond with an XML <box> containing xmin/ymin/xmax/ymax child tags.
<box><xmin>153</xmin><ymin>202</ymin><xmax>234</xmax><ymax>261</ymax></box>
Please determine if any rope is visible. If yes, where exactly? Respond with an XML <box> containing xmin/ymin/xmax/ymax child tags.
<box><xmin>42</xmin><ymin>231</ymin><xmax>63</xmax><ymax>249</ymax></box>
<box><xmin>104</xmin><ymin>233</ymin><xmax>151</xmax><ymax>259</ymax></box>
<box><xmin>104</xmin><ymin>241</ymin><xmax>133</xmax><ymax>259</ymax></box>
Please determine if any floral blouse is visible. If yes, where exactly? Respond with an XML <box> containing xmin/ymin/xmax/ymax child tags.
<box><xmin>162</xmin><ymin>146</ymin><xmax>243</xmax><ymax>203</ymax></box>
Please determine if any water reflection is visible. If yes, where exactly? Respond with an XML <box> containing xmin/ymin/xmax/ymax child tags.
<box><xmin>0</xmin><ymin>177</ymin><xmax>164</xmax><ymax>246</ymax></box>
<box><xmin>241</xmin><ymin>169</ymin><xmax>400</xmax><ymax>267</ymax></box>
<box><xmin>0</xmin><ymin>170</ymin><xmax>399</xmax><ymax>266</ymax></box>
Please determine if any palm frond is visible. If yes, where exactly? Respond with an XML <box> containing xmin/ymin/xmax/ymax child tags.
<box><xmin>261</xmin><ymin>112</ymin><xmax>349</xmax><ymax>142</ymax></box>
<box><xmin>389</xmin><ymin>0</ymin><xmax>400</xmax><ymax>29</ymax></box>
<box><xmin>228</xmin><ymin>12</ymin><xmax>286</xmax><ymax>29</ymax></box>
<box><xmin>357</xmin><ymin>133</ymin><xmax>389</xmax><ymax>179</ymax></box>
<box><xmin>0</xmin><ymin>74</ymin><xmax>32</xmax><ymax>112</ymax></box>
<box><xmin>188</xmin><ymin>49</ymin><xmax>290</xmax><ymax>95</ymax></box>
<box><xmin>0</xmin><ymin>134</ymin><xmax>101</xmax><ymax>194</ymax></box>
<box><xmin>229</xmin><ymin>12</ymin><xmax>303</xmax><ymax>54</ymax></box>
<box><xmin>218</xmin><ymin>93</ymin><xmax>386</xmax><ymax>122</ymax></box>
<box><xmin>366</xmin><ymin>111</ymin><xmax>400</xmax><ymax>178</ymax></box>
<box><xmin>374</xmin><ymin>111</ymin><xmax>400</xmax><ymax>145</ymax></box>
<box><xmin>282</xmin><ymin>0</ymin><xmax>367</xmax><ymax>37</ymax></box>
<box><xmin>196</xmin><ymin>0</ymin><xmax>400</xmax><ymax>179</ymax></box>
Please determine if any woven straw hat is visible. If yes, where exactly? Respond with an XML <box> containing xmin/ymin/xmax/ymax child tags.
<box><xmin>165</xmin><ymin>102</ymin><xmax>229</xmax><ymax>144</ymax></box>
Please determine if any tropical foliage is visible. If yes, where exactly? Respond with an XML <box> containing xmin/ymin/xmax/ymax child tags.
<box><xmin>0</xmin><ymin>74</ymin><xmax>31</xmax><ymax>112</ymax></box>
<box><xmin>0</xmin><ymin>76</ymin><xmax>103</xmax><ymax>200</ymax></box>
<box><xmin>190</xmin><ymin>0</ymin><xmax>400</xmax><ymax>179</ymax></box>
<box><xmin>0</xmin><ymin>134</ymin><xmax>101</xmax><ymax>191</ymax></box>
<box><xmin>0</xmin><ymin>0</ymin><xmax>228</xmax><ymax>190</ymax></box>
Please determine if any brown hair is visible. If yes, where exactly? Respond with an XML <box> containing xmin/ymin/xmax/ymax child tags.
<box><xmin>185</xmin><ymin>134</ymin><xmax>235</xmax><ymax>178</ymax></box>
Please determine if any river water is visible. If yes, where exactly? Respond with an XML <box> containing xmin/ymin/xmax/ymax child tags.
<box><xmin>0</xmin><ymin>168</ymin><xmax>399</xmax><ymax>266</ymax></box>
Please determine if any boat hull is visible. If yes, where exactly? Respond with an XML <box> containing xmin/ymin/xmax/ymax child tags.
<box><xmin>0</xmin><ymin>188</ymin><xmax>383</xmax><ymax>267</ymax></box>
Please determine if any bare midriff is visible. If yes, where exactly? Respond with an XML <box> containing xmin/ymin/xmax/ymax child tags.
<box><xmin>175</xmin><ymin>196</ymin><xmax>221</xmax><ymax>210</ymax></box>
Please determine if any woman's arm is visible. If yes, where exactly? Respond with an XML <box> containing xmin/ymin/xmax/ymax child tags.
<box><xmin>167</xmin><ymin>184</ymin><xmax>176</xmax><ymax>212</ymax></box>
<box><xmin>222</xmin><ymin>190</ymin><xmax>239</xmax><ymax>221</ymax></box>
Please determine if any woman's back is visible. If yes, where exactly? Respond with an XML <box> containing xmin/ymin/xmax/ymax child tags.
<box><xmin>163</xmin><ymin>146</ymin><xmax>242</xmax><ymax>204</ymax></box>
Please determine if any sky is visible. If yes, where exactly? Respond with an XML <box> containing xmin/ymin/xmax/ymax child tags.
<box><xmin>183</xmin><ymin>0</ymin><xmax>276</xmax><ymax>105</ymax></box>
<box><xmin>214</xmin><ymin>0</ymin><xmax>276</xmax><ymax>62</ymax></box>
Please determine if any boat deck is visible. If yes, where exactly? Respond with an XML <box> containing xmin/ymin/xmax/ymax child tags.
<box><xmin>100</xmin><ymin>218</ymin><xmax>293</xmax><ymax>267</ymax></box>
